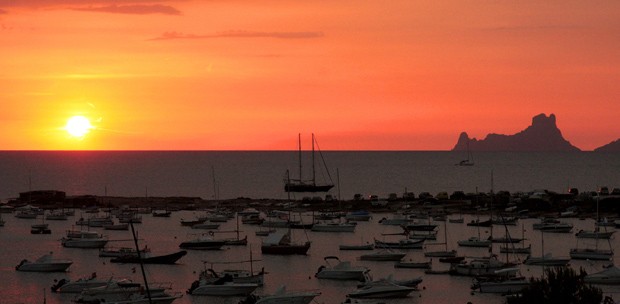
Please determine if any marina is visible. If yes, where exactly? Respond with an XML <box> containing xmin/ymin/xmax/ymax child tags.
<box><xmin>2</xmin><ymin>206</ymin><xmax>620</xmax><ymax>303</ymax></box>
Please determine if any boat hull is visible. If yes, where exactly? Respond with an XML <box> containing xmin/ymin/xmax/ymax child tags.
<box><xmin>110</xmin><ymin>251</ymin><xmax>187</xmax><ymax>264</ymax></box>
<box><xmin>261</xmin><ymin>243</ymin><xmax>311</xmax><ymax>255</ymax></box>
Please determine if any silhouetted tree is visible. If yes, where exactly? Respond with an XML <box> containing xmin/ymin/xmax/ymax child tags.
<box><xmin>508</xmin><ymin>267</ymin><xmax>603</xmax><ymax>304</ymax></box>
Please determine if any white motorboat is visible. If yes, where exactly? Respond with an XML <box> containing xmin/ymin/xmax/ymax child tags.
<box><xmin>15</xmin><ymin>253</ymin><xmax>72</xmax><ymax>272</ymax></box>
<box><xmin>472</xmin><ymin>276</ymin><xmax>530</xmax><ymax>294</ymax></box>
<box><xmin>311</xmin><ymin>221</ymin><xmax>356</xmax><ymax>232</ymax></box>
<box><xmin>584</xmin><ymin>266</ymin><xmax>620</xmax><ymax>285</ymax></box>
<box><xmin>449</xmin><ymin>256</ymin><xmax>517</xmax><ymax>277</ymax></box>
<box><xmin>575</xmin><ymin>229</ymin><xmax>614</xmax><ymax>239</ymax></box>
<box><xmin>457</xmin><ymin>237</ymin><xmax>491</xmax><ymax>247</ymax></box>
<box><xmin>315</xmin><ymin>256</ymin><xmax>369</xmax><ymax>280</ymax></box>
<box><xmin>76</xmin><ymin>281</ymin><xmax>172</xmax><ymax>303</ymax></box>
<box><xmin>347</xmin><ymin>281</ymin><xmax>416</xmax><ymax>298</ymax></box>
<box><xmin>569</xmin><ymin>248</ymin><xmax>614</xmax><ymax>261</ymax></box>
<box><xmin>360</xmin><ymin>274</ymin><xmax>423</xmax><ymax>288</ymax></box>
<box><xmin>187</xmin><ymin>278</ymin><xmax>258</xmax><ymax>296</ymax></box>
<box><xmin>61</xmin><ymin>231</ymin><xmax>108</xmax><ymax>248</ymax></box>
<box><xmin>99</xmin><ymin>246</ymin><xmax>149</xmax><ymax>258</ymax></box>
<box><xmin>52</xmin><ymin>275</ymin><xmax>128</xmax><ymax>293</ymax></box>
<box><xmin>238</xmin><ymin>285</ymin><xmax>321</xmax><ymax>304</ymax></box>
<box><xmin>523</xmin><ymin>253</ymin><xmax>570</xmax><ymax>266</ymax></box>
<box><xmin>359</xmin><ymin>249</ymin><xmax>407</xmax><ymax>261</ymax></box>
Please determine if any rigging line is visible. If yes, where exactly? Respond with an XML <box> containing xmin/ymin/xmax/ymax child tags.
<box><xmin>313</xmin><ymin>138</ymin><xmax>334</xmax><ymax>184</ymax></box>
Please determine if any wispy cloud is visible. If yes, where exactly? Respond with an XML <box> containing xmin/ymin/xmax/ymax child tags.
<box><xmin>73</xmin><ymin>4</ymin><xmax>181</xmax><ymax>15</ymax></box>
<box><xmin>0</xmin><ymin>1</ymin><xmax>181</xmax><ymax>15</ymax></box>
<box><xmin>150</xmin><ymin>30</ymin><xmax>325</xmax><ymax>41</ymax></box>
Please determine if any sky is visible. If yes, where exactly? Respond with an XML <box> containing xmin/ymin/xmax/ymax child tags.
<box><xmin>1</xmin><ymin>0</ymin><xmax>619</xmax><ymax>151</ymax></box>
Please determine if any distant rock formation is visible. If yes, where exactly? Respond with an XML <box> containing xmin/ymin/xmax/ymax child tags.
<box><xmin>594</xmin><ymin>139</ymin><xmax>620</xmax><ymax>152</ymax></box>
<box><xmin>453</xmin><ymin>113</ymin><xmax>581</xmax><ymax>152</ymax></box>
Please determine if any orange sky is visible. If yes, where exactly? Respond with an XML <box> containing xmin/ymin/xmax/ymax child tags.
<box><xmin>1</xmin><ymin>1</ymin><xmax>618</xmax><ymax>151</ymax></box>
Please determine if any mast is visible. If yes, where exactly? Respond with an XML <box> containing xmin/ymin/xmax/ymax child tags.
<box><xmin>298</xmin><ymin>133</ymin><xmax>302</xmax><ymax>182</ymax></box>
<box><xmin>312</xmin><ymin>133</ymin><xmax>316</xmax><ymax>186</ymax></box>
<box><xmin>130</xmin><ymin>222</ymin><xmax>152</xmax><ymax>304</ymax></box>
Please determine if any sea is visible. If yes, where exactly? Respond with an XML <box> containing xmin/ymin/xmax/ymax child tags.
<box><xmin>1</xmin><ymin>151</ymin><xmax>620</xmax><ymax>304</ymax></box>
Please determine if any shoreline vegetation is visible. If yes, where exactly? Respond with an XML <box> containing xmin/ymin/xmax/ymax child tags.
<box><xmin>5</xmin><ymin>188</ymin><xmax>620</xmax><ymax>220</ymax></box>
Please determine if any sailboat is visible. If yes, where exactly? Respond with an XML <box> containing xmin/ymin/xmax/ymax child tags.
<box><xmin>284</xmin><ymin>134</ymin><xmax>334</xmax><ymax>193</ymax></box>
<box><xmin>456</xmin><ymin>139</ymin><xmax>474</xmax><ymax>166</ymax></box>
<box><xmin>524</xmin><ymin>228</ymin><xmax>570</xmax><ymax>266</ymax></box>
<box><xmin>424</xmin><ymin>217</ymin><xmax>457</xmax><ymax>258</ymax></box>
<box><xmin>569</xmin><ymin>196</ymin><xmax>614</xmax><ymax>260</ymax></box>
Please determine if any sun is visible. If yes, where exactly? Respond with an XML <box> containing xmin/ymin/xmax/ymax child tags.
<box><xmin>65</xmin><ymin>115</ymin><xmax>93</xmax><ymax>138</ymax></box>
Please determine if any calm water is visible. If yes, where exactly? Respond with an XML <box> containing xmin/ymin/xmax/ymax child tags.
<box><xmin>1</xmin><ymin>211</ymin><xmax>620</xmax><ymax>304</ymax></box>
<box><xmin>0</xmin><ymin>151</ymin><xmax>619</xmax><ymax>201</ymax></box>
<box><xmin>1</xmin><ymin>151</ymin><xmax>620</xmax><ymax>304</ymax></box>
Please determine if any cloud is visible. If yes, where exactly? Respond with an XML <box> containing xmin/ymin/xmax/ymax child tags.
<box><xmin>73</xmin><ymin>4</ymin><xmax>181</xmax><ymax>15</ymax></box>
<box><xmin>0</xmin><ymin>8</ymin><xmax>7</xmax><ymax>14</ymax></box>
<box><xmin>150</xmin><ymin>30</ymin><xmax>325</xmax><ymax>41</ymax></box>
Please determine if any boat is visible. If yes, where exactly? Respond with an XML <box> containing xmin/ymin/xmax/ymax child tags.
<box><xmin>500</xmin><ymin>244</ymin><xmax>532</xmax><ymax>254</ymax></box>
<box><xmin>61</xmin><ymin>230</ymin><xmax>109</xmax><ymax>248</ymax></box>
<box><xmin>30</xmin><ymin>224</ymin><xmax>51</xmax><ymax>234</ymax></box>
<box><xmin>51</xmin><ymin>275</ymin><xmax>128</xmax><ymax>293</ymax></box>
<box><xmin>570</xmin><ymin>197</ymin><xmax>614</xmax><ymax>261</ymax></box>
<box><xmin>584</xmin><ymin>266</ymin><xmax>620</xmax><ymax>285</ymax></box>
<box><xmin>15</xmin><ymin>252</ymin><xmax>72</xmax><ymax>272</ymax></box>
<box><xmin>467</xmin><ymin>219</ymin><xmax>492</xmax><ymax>227</ymax></box>
<box><xmin>284</xmin><ymin>133</ymin><xmax>334</xmax><ymax>193</ymax></box>
<box><xmin>456</xmin><ymin>139</ymin><xmax>474</xmax><ymax>166</ymax></box>
<box><xmin>152</xmin><ymin>210</ymin><xmax>172</xmax><ymax>217</ymax></box>
<box><xmin>76</xmin><ymin>215</ymin><xmax>114</xmax><ymax>227</ymax></box>
<box><xmin>374</xmin><ymin>238</ymin><xmax>424</xmax><ymax>249</ymax></box>
<box><xmin>359</xmin><ymin>249</ymin><xmax>407</xmax><ymax>261</ymax></box>
<box><xmin>99</xmin><ymin>246</ymin><xmax>149</xmax><ymax>258</ymax></box>
<box><xmin>457</xmin><ymin>237</ymin><xmax>492</xmax><ymax>248</ymax></box>
<box><xmin>179</xmin><ymin>236</ymin><xmax>226</xmax><ymax>250</ymax></box>
<box><xmin>339</xmin><ymin>243</ymin><xmax>374</xmax><ymax>251</ymax></box>
<box><xmin>359</xmin><ymin>274</ymin><xmax>423</xmax><ymax>288</ymax></box>
<box><xmin>575</xmin><ymin>229</ymin><xmax>615</xmax><ymax>239</ymax></box>
<box><xmin>14</xmin><ymin>210</ymin><xmax>38</xmax><ymax>219</ymax></box>
<box><xmin>187</xmin><ymin>273</ymin><xmax>259</xmax><ymax>296</ymax></box>
<box><xmin>347</xmin><ymin>281</ymin><xmax>416</xmax><ymax>298</ymax></box>
<box><xmin>472</xmin><ymin>275</ymin><xmax>530</xmax><ymax>294</ymax></box>
<box><xmin>403</xmin><ymin>222</ymin><xmax>437</xmax><ymax>231</ymax></box>
<box><xmin>110</xmin><ymin>250</ymin><xmax>187</xmax><ymax>264</ymax></box>
<box><xmin>75</xmin><ymin>281</ymin><xmax>179</xmax><ymax>303</ymax></box>
<box><xmin>238</xmin><ymin>285</ymin><xmax>321</xmax><ymax>304</ymax></box>
<box><xmin>191</xmin><ymin>221</ymin><xmax>221</xmax><ymax>230</ymax></box>
<box><xmin>569</xmin><ymin>248</ymin><xmax>614</xmax><ymax>261</ymax></box>
<box><xmin>261</xmin><ymin>230</ymin><xmax>311</xmax><ymax>255</ymax></box>
<box><xmin>449</xmin><ymin>256</ymin><xmax>517</xmax><ymax>276</ymax></box>
<box><xmin>439</xmin><ymin>256</ymin><xmax>466</xmax><ymax>263</ymax></box>
<box><xmin>201</xmin><ymin>250</ymin><xmax>265</xmax><ymax>286</ymax></box>
<box><xmin>345</xmin><ymin>210</ymin><xmax>371</xmax><ymax>222</ymax></box>
<box><xmin>499</xmin><ymin>223</ymin><xmax>531</xmax><ymax>254</ymax></box>
<box><xmin>394</xmin><ymin>260</ymin><xmax>431</xmax><ymax>269</ymax></box>
<box><xmin>46</xmin><ymin>210</ymin><xmax>68</xmax><ymax>221</ymax></box>
<box><xmin>378</xmin><ymin>215</ymin><xmax>411</xmax><ymax>226</ymax></box>
<box><xmin>523</xmin><ymin>253</ymin><xmax>570</xmax><ymax>266</ymax></box>
<box><xmin>311</xmin><ymin>221</ymin><xmax>356</xmax><ymax>232</ymax></box>
<box><xmin>103</xmin><ymin>222</ymin><xmax>130</xmax><ymax>230</ymax></box>
<box><xmin>314</xmin><ymin>256</ymin><xmax>369</xmax><ymax>280</ymax></box>
<box><xmin>424</xmin><ymin>216</ymin><xmax>457</xmax><ymax>258</ymax></box>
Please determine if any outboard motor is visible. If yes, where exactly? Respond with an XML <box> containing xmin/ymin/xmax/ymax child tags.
<box><xmin>51</xmin><ymin>278</ymin><xmax>68</xmax><ymax>292</ymax></box>
<box><xmin>315</xmin><ymin>265</ymin><xmax>325</xmax><ymax>277</ymax></box>
<box><xmin>15</xmin><ymin>259</ymin><xmax>27</xmax><ymax>270</ymax></box>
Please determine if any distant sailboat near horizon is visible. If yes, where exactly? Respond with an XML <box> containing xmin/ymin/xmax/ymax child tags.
<box><xmin>456</xmin><ymin>138</ymin><xmax>474</xmax><ymax>166</ymax></box>
<box><xmin>284</xmin><ymin>133</ymin><xmax>334</xmax><ymax>193</ymax></box>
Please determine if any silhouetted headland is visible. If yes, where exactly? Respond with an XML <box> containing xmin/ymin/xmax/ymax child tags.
<box><xmin>453</xmin><ymin>113</ymin><xmax>580</xmax><ymax>152</ymax></box>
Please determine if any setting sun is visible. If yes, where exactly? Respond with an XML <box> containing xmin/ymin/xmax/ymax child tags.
<box><xmin>65</xmin><ymin>115</ymin><xmax>93</xmax><ymax>138</ymax></box>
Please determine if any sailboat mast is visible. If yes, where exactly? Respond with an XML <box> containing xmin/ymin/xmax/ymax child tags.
<box><xmin>298</xmin><ymin>134</ymin><xmax>302</xmax><ymax>182</ymax></box>
<box><xmin>312</xmin><ymin>133</ymin><xmax>316</xmax><ymax>186</ymax></box>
